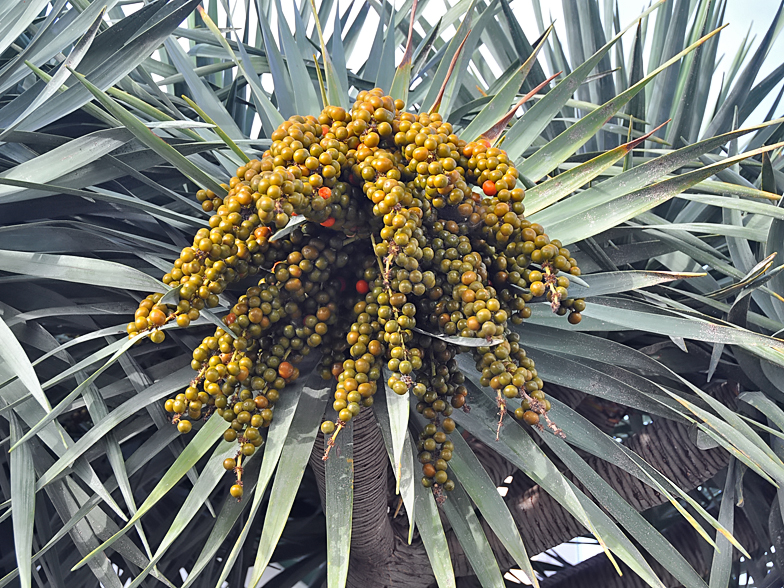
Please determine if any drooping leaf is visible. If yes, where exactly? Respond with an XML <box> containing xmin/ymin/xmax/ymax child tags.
<box><xmin>414</xmin><ymin>451</ymin><xmax>456</xmax><ymax>588</ymax></box>
<box><xmin>72</xmin><ymin>413</ymin><xmax>226</xmax><ymax>570</ymax></box>
<box><xmin>67</xmin><ymin>69</ymin><xmax>227</xmax><ymax>196</ymax></box>
<box><xmin>440</xmin><ymin>480</ymin><xmax>505</xmax><ymax>588</ymax></box>
<box><xmin>708</xmin><ymin>459</ymin><xmax>737</xmax><ymax>588</ymax></box>
<box><xmin>382</xmin><ymin>368</ymin><xmax>409</xmax><ymax>494</ymax></box>
<box><xmin>0</xmin><ymin>316</ymin><xmax>50</xmax><ymax>413</ymax></box>
<box><xmin>374</xmin><ymin>388</ymin><xmax>415</xmax><ymax>543</ymax></box>
<box><xmin>8</xmin><ymin>413</ymin><xmax>35</xmax><ymax>588</ymax></box>
<box><xmin>244</xmin><ymin>362</ymin><xmax>330</xmax><ymax>588</ymax></box>
<box><xmin>447</xmin><ymin>428</ymin><xmax>538</xmax><ymax>587</ymax></box>
<box><xmin>325</xmin><ymin>415</ymin><xmax>353</xmax><ymax>588</ymax></box>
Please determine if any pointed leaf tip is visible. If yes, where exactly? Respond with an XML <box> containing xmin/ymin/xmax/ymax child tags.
<box><xmin>400</xmin><ymin>0</ymin><xmax>419</xmax><ymax>67</ymax></box>
<box><xmin>429</xmin><ymin>29</ymin><xmax>471</xmax><ymax>115</ymax></box>
<box><xmin>481</xmin><ymin>72</ymin><xmax>562</xmax><ymax>144</ymax></box>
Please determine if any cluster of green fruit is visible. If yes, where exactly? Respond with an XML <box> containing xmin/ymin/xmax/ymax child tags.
<box><xmin>128</xmin><ymin>88</ymin><xmax>583</xmax><ymax>498</ymax></box>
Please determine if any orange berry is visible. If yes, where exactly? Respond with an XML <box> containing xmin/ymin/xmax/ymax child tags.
<box><xmin>278</xmin><ymin>361</ymin><xmax>294</xmax><ymax>379</ymax></box>
<box><xmin>482</xmin><ymin>180</ymin><xmax>497</xmax><ymax>196</ymax></box>
<box><xmin>320</xmin><ymin>217</ymin><xmax>336</xmax><ymax>227</ymax></box>
<box><xmin>355</xmin><ymin>280</ymin><xmax>369</xmax><ymax>294</ymax></box>
<box><xmin>318</xmin><ymin>187</ymin><xmax>332</xmax><ymax>199</ymax></box>
<box><xmin>148</xmin><ymin>308</ymin><xmax>166</xmax><ymax>326</ymax></box>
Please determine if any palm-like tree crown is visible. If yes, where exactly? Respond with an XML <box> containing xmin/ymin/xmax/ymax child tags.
<box><xmin>2</xmin><ymin>1</ymin><xmax>784</xmax><ymax>588</ymax></box>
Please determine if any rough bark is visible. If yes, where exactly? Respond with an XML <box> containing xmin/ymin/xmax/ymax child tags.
<box><xmin>308</xmin><ymin>382</ymin><xmax>738</xmax><ymax>588</ymax></box>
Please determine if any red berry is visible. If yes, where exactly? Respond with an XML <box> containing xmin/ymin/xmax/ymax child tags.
<box><xmin>482</xmin><ymin>180</ymin><xmax>497</xmax><ymax>196</ymax></box>
<box><xmin>318</xmin><ymin>187</ymin><xmax>332</xmax><ymax>199</ymax></box>
<box><xmin>225</xmin><ymin>313</ymin><xmax>237</xmax><ymax>324</ymax></box>
<box><xmin>355</xmin><ymin>279</ymin><xmax>369</xmax><ymax>294</ymax></box>
<box><xmin>322</xmin><ymin>125</ymin><xmax>330</xmax><ymax>136</ymax></box>
<box><xmin>320</xmin><ymin>217</ymin><xmax>336</xmax><ymax>227</ymax></box>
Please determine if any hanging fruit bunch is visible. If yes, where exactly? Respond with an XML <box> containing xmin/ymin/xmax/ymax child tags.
<box><xmin>127</xmin><ymin>88</ymin><xmax>584</xmax><ymax>499</ymax></box>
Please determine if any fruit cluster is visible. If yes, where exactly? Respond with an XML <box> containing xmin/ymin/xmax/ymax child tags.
<box><xmin>128</xmin><ymin>88</ymin><xmax>584</xmax><ymax>498</ymax></box>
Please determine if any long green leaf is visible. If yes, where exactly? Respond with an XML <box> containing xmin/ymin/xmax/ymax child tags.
<box><xmin>382</xmin><ymin>368</ymin><xmax>410</xmax><ymax>494</ymax></box>
<box><xmin>197</xmin><ymin>7</ymin><xmax>286</xmax><ymax>131</ymax></box>
<box><xmin>459</xmin><ymin>26</ymin><xmax>551</xmax><ymax>142</ymax></box>
<box><xmin>545</xmin><ymin>397</ymin><xmax>740</xmax><ymax>557</ymax></box>
<box><xmin>9</xmin><ymin>413</ymin><xmax>35</xmax><ymax>588</ymax></box>
<box><xmin>374</xmin><ymin>8</ymin><xmax>398</xmax><ymax>93</ymax></box>
<box><xmin>413</xmin><ymin>451</ymin><xmax>456</xmax><ymax>588</ymax></box>
<box><xmin>519</xmin><ymin>25</ymin><xmax>725</xmax><ymax>181</ymax></box>
<box><xmin>0</xmin><ymin>249</ymin><xmax>164</xmax><ymax>292</ymax></box>
<box><xmin>374</xmin><ymin>390</ymin><xmax>415</xmax><ymax>543</ymax></box>
<box><xmin>180</xmin><ymin>458</ymin><xmax>261</xmax><ymax>588</ymax></box>
<box><xmin>448</xmin><ymin>429</ymin><xmax>538</xmax><ymax>587</ymax></box>
<box><xmin>19</xmin><ymin>363</ymin><xmax>188</xmax><ymax>482</ymax></box>
<box><xmin>524</xmin><ymin>123</ymin><xmax>664</xmax><ymax>214</ymax></box>
<box><xmin>0</xmin><ymin>8</ymin><xmax>105</xmax><ymax>142</ymax></box>
<box><xmin>583</xmin><ymin>297</ymin><xmax>784</xmax><ymax>365</ymax></box>
<box><xmin>272</xmin><ymin>0</ymin><xmax>320</xmax><ymax>115</ymax></box>
<box><xmin>421</xmin><ymin>0</ymin><xmax>476</xmax><ymax>112</ymax></box>
<box><xmin>565</xmin><ymin>270</ymin><xmax>705</xmax><ymax>299</ymax></box>
<box><xmin>0</xmin><ymin>128</ymin><xmax>131</xmax><ymax>200</ymax></box>
<box><xmin>11</xmin><ymin>0</ymin><xmax>201</xmax><ymax>134</ymax></box>
<box><xmin>669</xmin><ymin>392</ymin><xmax>784</xmax><ymax>486</ymax></box>
<box><xmin>67</xmin><ymin>68</ymin><xmax>227</xmax><ymax>196</ymax></box>
<box><xmin>451</xmin><ymin>379</ymin><xmax>666</xmax><ymax>588</ymax></box>
<box><xmin>72</xmin><ymin>413</ymin><xmax>225</xmax><ymax>570</ymax></box>
<box><xmin>530</xmin><ymin>119</ymin><xmax>784</xmax><ymax>230</ymax></box>
<box><xmin>440</xmin><ymin>481</ymin><xmax>505</xmax><ymax>588</ymax></box>
<box><xmin>538</xmin><ymin>427</ymin><xmax>710</xmax><ymax>588</ymax></box>
<box><xmin>708</xmin><ymin>459</ymin><xmax>736</xmax><ymax>588</ymax></box>
<box><xmin>547</xmin><ymin>142</ymin><xmax>784</xmax><ymax>245</ymax></box>
<box><xmin>0</xmin><ymin>316</ymin><xmax>50</xmax><ymax>413</ymax></box>
<box><xmin>210</xmin><ymin>356</ymin><xmax>321</xmax><ymax>587</ymax></box>
<box><xmin>740</xmin><ymin>391</ymin><xmax>784</xmax><ymax>432</ymax></box>
<box><xmin>307</xmin><ymin>0</ymin><xmax>347</xmax><ymax>109</ymax></box>
<box><xmin>125</xmin><ymin>440</ymin><xmax>239</xmax><ymax>588</ymax></box>
<box><xmin>502</xmin><ymin>1</ymin><xmax>665</xmax><ymax>161</ymax></box>
<box><xmin>325</xmin><ymin>416</ymin><xmax>353</xmax><ymax>588</ymax></box>
<box><xmin>256</xmin><ymin>0</ymin><xmax>296</xmax><ymax>120</ymax></box>
<box><xmin>245</xmin><ymin>364</ymin><xmax>329</xmax><ymax>588</ymax></box>
<box><xmin>389</xmin><ymin>0</ymin><xmax>417</xmax><ymax>104</ymax></box>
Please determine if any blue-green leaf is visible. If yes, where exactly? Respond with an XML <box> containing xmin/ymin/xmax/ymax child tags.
<box><xmin>325</xmin><ymin>415</ymin><xmax>353</xmax><ymax>588</ymax></box>
<box><xmin>9</xmin><ymin>413</ymin><xmax>35</xmax><ymax>588</ymax></box>
<box><xmin>0</xmin><ymin>316</ymin><xmax>50</xmax><ymax>413</ymax></box>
